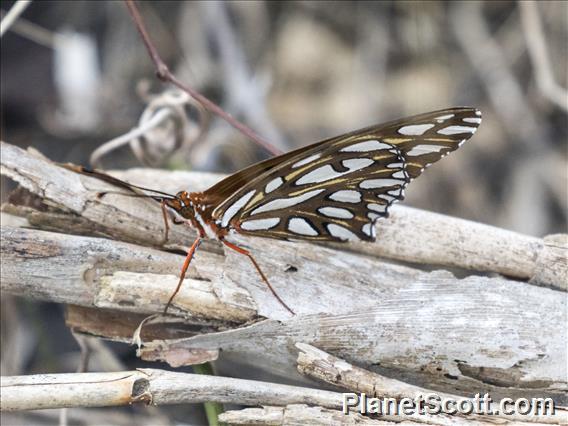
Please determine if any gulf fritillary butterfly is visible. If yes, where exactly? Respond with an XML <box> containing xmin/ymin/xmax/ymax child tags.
<box><xmin>72</xmin><ymin>107</ymin><xmax>482</xmax><ymax>315</ymax></box>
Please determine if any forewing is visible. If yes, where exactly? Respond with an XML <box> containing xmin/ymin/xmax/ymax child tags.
<box><xmin>208</xmin><ymin>107</ymin><xmax>481</xmax><ymax>242</ymax></box>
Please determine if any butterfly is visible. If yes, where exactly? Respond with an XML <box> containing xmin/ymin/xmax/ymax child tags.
<box><xmin>71</xmin><ymin>107</ymin><xmax>481</xmax><ymax>315</ymax></box>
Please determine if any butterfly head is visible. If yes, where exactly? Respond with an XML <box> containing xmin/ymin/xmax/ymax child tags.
<box><xmin>164</xmin><ymin>190</ymin><xmax>194</xmax><ymax>219</ymax></box>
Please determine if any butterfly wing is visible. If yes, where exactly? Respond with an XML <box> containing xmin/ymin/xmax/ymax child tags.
<box><xmin>206</xmin><ymin>107</ymin><xmax>481</xmax><ymax>242</ymax></box>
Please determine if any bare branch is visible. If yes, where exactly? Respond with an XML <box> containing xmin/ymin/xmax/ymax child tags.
<box><xmin>451</xmin><ymin>1</ymin><xmax>543</xmax><ymax>148</ymax></box>
<box><xmin>0</xmin><ymin>369</ymin><xmax>344</xmax><ymax>412</ymax></box>
<box><xmin>123</xmin><ymin>0</ymin><xmax>282</xmax><ymax>156</ymax></box>
<box><xmin>219</xmin><ymin>405</ymin><xmax>391</xmax><ymax>425</ymax></box>
<box><xmin>0</xmin><ymin>0</ymin><xmax>32</xmax><ymax>37</ymax></box>
<box><xmin>296</xmin><ymin>343</ymin><xmax>566</xmax><ymax>425</ymax></box>
<box><xmin>0</xmin><ymin>226</ymin><xmax>254</xmax><ymax>323</ymax></box>
<box><xmin>1</xmin><ymin>141</ymin><xmax>566</xmax><ymax>400</ymax></box>
<box><xmin>2</xmin><ymin>141</ymin><xmax>565</xmax><ymax>291</ymax></box>
<box><xmin>90</xmin><ymin>106</ymin><xmax>174</xmax><ymax>168</ymax></box>
<box><xmin>200</xmin><ymin>2</ymin><xmax>288</xmax><ymax>151</ymax></box>
<box><xmin>519</xmin><ymin>2</ymin><xmax>568</xmax><ymax>112</ymax></box>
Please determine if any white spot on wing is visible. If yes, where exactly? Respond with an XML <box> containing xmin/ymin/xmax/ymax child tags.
<box><xmin>407</xmin><ymin>144</ymin><xmax>448</xmax><ymax>156</ymax></box>
<box><xmin>475</xmin><ymin>110</ymin><xmax>482</xmax><ymax>116</ymax></box>
<box><xmin>327</xmin><ymin>223</ymin><xmax>359</xmax><ymax>241</ymax></box>
<box><xmin>435</xmin><ymin>114</ymin><xmax>455</xmax><ymax>122</ymax></box>
<box><xmin>241</xmin><ymin>218</ymin><xmax>280</xmax><ymax>231</ymax></box>
<box><xmin>368</xmin><ymin>203</ymin><xmax>387</xmax><ymax>213</ymax></box>
<box><xmin>341</xmin><ymin>140</ymin><xmax>391</xmax><ymax>152</ymax></box>
<box><xmin>342</xmin><ymin>158</ymin><xmax>374</xmax><ymax>169</ymax></box>
<box><xmin>360</xmin><ymin>179</ymin><xmax>402</xmax><ymax>189</ymax></box>
<box><xmin>392</xmin><ymin>171</ymin><xmax>406</xmax><ymax>179</ymax></box>
<box><xmin>387</xmin><ymin>162</ymin><xmax>404</xmax><ymax>169</ymax></box>
<box><xmin>437</xmin><ymin>125</ymin><xmax>476</xmax><ymax>135</ymax></box>
<box><xmin>221</xmin><ymin>190</ymin><xmax>256</xmax><ymax>227</ymax></box>
<box><xmin>362</xmin><ymin>223</ymin><xmax>376</xmax><ymax>238</ymax></box>
<box><xmin>318</xmin><ymin>206</ymin><xmax>353</xmax><ymax>219</ymax></box>
<box><xmin>251</xmin><ymin>189</ymin><xmax>324</xmax><ymax>215</ymax></box>
<box><xmin>463</xmin><ymin>117</ymin><xmax>482</xmax><ymax>124</ymax></box>
<box><xmin>265</xmin><ymin>177</ymin><xmax>283</xmax><ymax>193</ymax></box>
<box><xmin>398</xmin><ymin>123</ymin><xmax>435</xmax><ymax>135</ymax></box>
<box><xmin>288</xmin><ymin>217</ymin><xmax>318</xmax><ymax>236</ymax></box>
<box><xmin>296</xmin><ymin>165</ymin><xmax>338</xmax><ymax>185</ymax></box>
<box><xmin>368</xmin><ymin>212</ymin><xmax>380</xmax><ymax>221</ymax></box>
<box><xmin>292</xmin><ymin>153</ymin><xmax>321</xmax><ymax>169</ymax></box>
<box><xmin>329</xmin><ymin>190</ymin><xmax>362</xmax><ymax>203</ymax></box>
<box><xmin>296</xmin><ymin>159</ymin><xmax>373</xmax><ymax>185</ymax></box>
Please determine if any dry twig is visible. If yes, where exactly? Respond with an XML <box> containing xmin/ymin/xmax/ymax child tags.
<box><xmin>0</xmin><ymin>0</ymin><xmax>31</xmax><ymax>37</ymax></box>
<box><xmin>296</xmin><ymin>343</ymin><xmax>566</xmax><ymax>425</ymax></box>
<box><xmin>0</xmin><ymin>369</ymin><xmax>344</xmax><ymax>412</ymax></box>
<box><xmin>519</xmin><ymin>2</ymin><xmax>568</xmax><ymax>112</ymax></box>
<box><xmin>124</xmin><ymin>0</ymin><xmax>282</xmax><ymax>156</ymax></box>
<box><xmin>1</xmin><ymin>141</ymin><xmax>566</xmax><ymax>403</ymax></box>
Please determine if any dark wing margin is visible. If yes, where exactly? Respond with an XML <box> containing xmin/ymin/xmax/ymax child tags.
<box><xmin>208</xmin><ymin>107</ymin><xmax>481</xmax><ymax>242</ymax></box>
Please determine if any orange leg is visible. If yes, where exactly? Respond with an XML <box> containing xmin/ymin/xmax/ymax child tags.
<box><xmin>221</xmin><ymin>239</ymin><xmax>295</xmax><ymax>315</ymax></box>
<box><xmin>164</xmin><ymin>236</ymin><xmax>202</xmax><ymax>314</ymax></box>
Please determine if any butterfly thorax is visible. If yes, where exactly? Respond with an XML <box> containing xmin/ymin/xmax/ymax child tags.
<box><xmin>165</xmin><ymin>191</ymin><xmax>226</xmax><ymax>240</ymax></box>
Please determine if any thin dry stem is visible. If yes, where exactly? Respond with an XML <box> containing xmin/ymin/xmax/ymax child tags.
<box><xmin>124</xmin><ymin>0</ymin><xmax>282</xmax><ymax>156</ymax></box>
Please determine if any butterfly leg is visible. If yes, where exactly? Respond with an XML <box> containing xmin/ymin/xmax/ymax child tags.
<box><xmin>163</xmin><ymin>236</ymin><xmax>202</xmax><ymax>314</ymax></box>
<box><xmin>160</xmin><ymin>200</ymin><xmax>171</xmax><ymax>245</ymax></box>
<box><xmin>221</xmin><ymin>239</ymin><xmax>295</xmax><ymax>316</ymax></box>
<box><xmin>160</xmin><ymin>202</ymin><xmax>186</xmax><ymax>245</ymax></box>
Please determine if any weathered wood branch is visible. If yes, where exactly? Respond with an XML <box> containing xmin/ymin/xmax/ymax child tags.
<box><xmin>1</xmin><ymin>141</ymin><xmax>565</xmax><ymax>291</ymax></box>
<box><xmin>2</xmin><ymin>225</ymin><xmax>566</xmax><ymax>401</ymax></box>
<box><xmin>296</xmin><ymin>343</ymin><xmax>566</xmax><ymax>425</ymax></box>
<box><xmin>218</xmin><ymin>404</ymin><xmax>558</xmax><ymax>426</ymax></box>
<box><xmin>297</xmin><ymin>343</ymin><xmax>459</xmax><ymax>402</ymax></box>
<box><xmin>0</xmin><ymin>226</ymin><xmax>254</xmax><ymax>323</ymax></box>
<box><xmin>0</xmin><ymin>369</ymin><xmax>343</xmax><ymax>412</ymax></box>
<box><xmin>141</xmin><ymin>277</ymin><xmax>566</xmax><ymax>403</ymax></box>
<box><xmin>219</xmin><ymin>405</ymin><xmax>390</xmax><ymax>426</ymax></box>
<box><xmin>1</xmin><ymin>141</ymin><xmax>566</xmax><ymax>405</ymax></box>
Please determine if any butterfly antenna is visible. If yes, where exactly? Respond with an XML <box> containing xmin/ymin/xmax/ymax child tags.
<box><xmin>96</xmin><ymin>191</ymin><xmax>170</xmax><ymax>202</ymax></box>
<box><xmin>62</xmin><ymin>164</ymin><xmax>176</xmax><ymax>198</ymax></box>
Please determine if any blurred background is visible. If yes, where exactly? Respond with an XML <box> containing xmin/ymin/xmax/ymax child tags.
<box><xmin>1</xmin><ymin>1</ymin><xmax>566</xmax><ymax>425</ymax></box>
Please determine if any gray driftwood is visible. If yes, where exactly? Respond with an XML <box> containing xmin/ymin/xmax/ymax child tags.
<box><xmin>218</xmin><ymin>405</ymin><xmax>551</xmax><ymax>426</ymax></box>
<box><xmin>0</xmin><ymin>369</ymin><xmax>344</xmax><ymax>412</ymax></box>
<box><xmin>219</xmin><ymin>405</ymin><xmax>391</xmax><ymax>425</ymax></box>
<box><xmin>1</xmin><ymin>141</ymin><xmax>567</xmax><ymax>408</ymax></box>
<box><xmin>295</xmin><ymin>343</ymin><xmax>565</xmax><ymax>425</ymax></box>
<box><xmin>1</xmin><ymin>142</ymin><xmax>565</xmax><ymax>291</ymax></box>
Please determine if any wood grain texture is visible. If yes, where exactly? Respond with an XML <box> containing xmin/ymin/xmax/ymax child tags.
<box><xmin>219</xmin><ymin>405</ymin><xmax>390</xmax><ymax>426</ymax></box>
<box><xmin>218</xmin><ymin>404</ymin><xmax>557</xmax><ymax>426</ymax></box>
<box><xmin>1</xmin><ymin>141</ymin><xmax>565</xmax><ymax>290</ymax></box>
<box><xmin>143</xmin><ymin>274</ymin><xmax>566</xmax><ymax>403</ymax></box>
<box><xmin>0</xmin><ymin>226</ymin><xmax>254</xmax><ymax>323</ymax></box>
<box><xmin>0</xmin><ymin>369</ymin><xmax>344</xmax><ymax>412</ymax></box>
<box><xmin>295</xmin><ymin>343</ymin><xmax>565</xmax><ymax>425</ymax></box>
<box><xmin>1</xmin><ymin>141</ymin><xmax>566</xmax><ymax>406</ymax></box>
